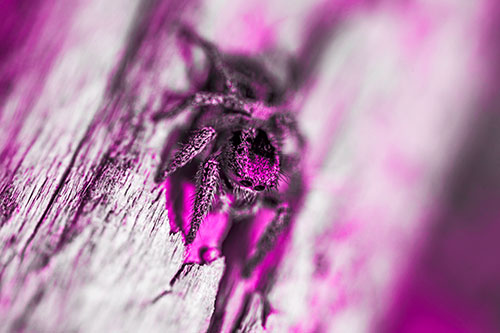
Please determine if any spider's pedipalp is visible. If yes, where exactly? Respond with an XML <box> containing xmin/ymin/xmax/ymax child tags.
<box><xmin>162</xmin><ymin>127</ymin><xmax>216</xmax><ymax>179</ymax></box>
<box><xmin>186</xmin><ymin>157</ymin><xmax>220</xmax><ymax>244</ymax></box>
<box><xmin>242</xmin><ymin>203</ymin><xmax>291</xmax><ymax>277</ymax></box>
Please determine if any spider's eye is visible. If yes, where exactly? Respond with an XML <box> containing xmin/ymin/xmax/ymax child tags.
<box><xmin>240</xmin><ymin>180</ymin><xmax>252</xmax><ymax>187</ymax></box>
<box><xmin>254</xmin><ymin>185</ymin><xmax>265</xmax><ymax>191</ymax></box>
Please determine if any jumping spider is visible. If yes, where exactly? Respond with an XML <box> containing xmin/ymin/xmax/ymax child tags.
<box><xmin>155</xmin><ymin>26</ymin><xmax>305</xmax><ymax>277</ymax></box>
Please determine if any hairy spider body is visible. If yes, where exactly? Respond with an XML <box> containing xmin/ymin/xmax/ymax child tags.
<box><xmin>155</xmin><ymin>26</ymin><xmax>305</xmax><ymax>276</ymax></box>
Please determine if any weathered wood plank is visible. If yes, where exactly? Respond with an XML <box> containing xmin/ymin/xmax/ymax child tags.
<box><xmin>0</xmin><ymin>0</ymin><xmax>493</xmax><ymax>332</ymax></box>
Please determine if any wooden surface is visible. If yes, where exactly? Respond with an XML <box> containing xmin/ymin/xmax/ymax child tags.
<box><xmin>0</xmin><ymin>0</ymin><xmax>492</xmax><ymax>332</ymax></box>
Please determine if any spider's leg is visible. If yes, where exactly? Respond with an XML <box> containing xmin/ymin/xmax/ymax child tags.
<box><xmin>279</xmin><ymin>153</ymin><xmax>303</xmax><ymax>177</ymax></box>
<box><xmin>179</xmin><ymin>25</ymin><xmax>238</xmax><ymax>95</ymax></box>
<box><xmin>152</xmin><ymin>92</ymin><xmax>266</xmax><ymax>121</ymax></box>
<box><xmin>186</xmin><ymin>157</ymin><xmax>220</xmax><ymax>244</ymax></box>
<box><xmin>159</xmin><ymin>127</ymin><xmax>216</xmax><ymax>181</ymax></box>
<box><xmin>152</xmin><ymin>96</ymin><xmax>192</xmax><ymax>121</ymax></box>
<box><xmin>242</xmin><ymin>203</ymin><xmax>291</xmax><ymax>277</ymax></box>
<box><xmin>190</xmin><ymin>92</ymin><xmax>251</xmax><ymax>114</ymax></box>
<box><xmin>268</xmin><ymin>111</ymin><xmax>306</xmax><ymax>149</ymax></box>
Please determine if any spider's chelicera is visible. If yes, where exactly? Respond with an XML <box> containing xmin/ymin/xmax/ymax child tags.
<box><xmin>155</xmin><ymin>26</ymin><xmax>305</xmax><ymax>277</ymax></box>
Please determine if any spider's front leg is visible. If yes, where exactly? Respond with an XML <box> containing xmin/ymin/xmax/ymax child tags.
<box><xmin>186</xmin><ymin>156</ymin><xmax>221</xmax><ymax>244</ymax></box>
<box><xmin>242</xmin><ymin>203</ymin><xmax>291</xmax><ymax>278</ymax></box>
<box><xmin>159</xmin><ymin>127</ymin><xmax>216</xmax><ymax>181</ymax></box>
<box><xmin>152</xmin><ymin>92</ymin><xmax>254</xmax><ymax>121</ymax></box>
<box><xmin>152</xmin><ymin>91</ymin><xmax>276</xmax><ymax>121</ymax></box>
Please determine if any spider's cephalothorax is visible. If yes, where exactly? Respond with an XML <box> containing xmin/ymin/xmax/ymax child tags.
<box><xmin>155</xmin><ymin>26</ymin><xmax>304</xmax><ymax>277</ymax></box>
<box><xmin>224</xmin><ymin>127</ymin><xmax>280</xmax><ymax>192</ymax></box>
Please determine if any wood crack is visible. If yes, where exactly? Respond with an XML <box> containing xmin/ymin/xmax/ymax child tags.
<box><xmin>20</xmin><ymin>127</ymin><xmax>91</xmax><ymax>260</ymax></box>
